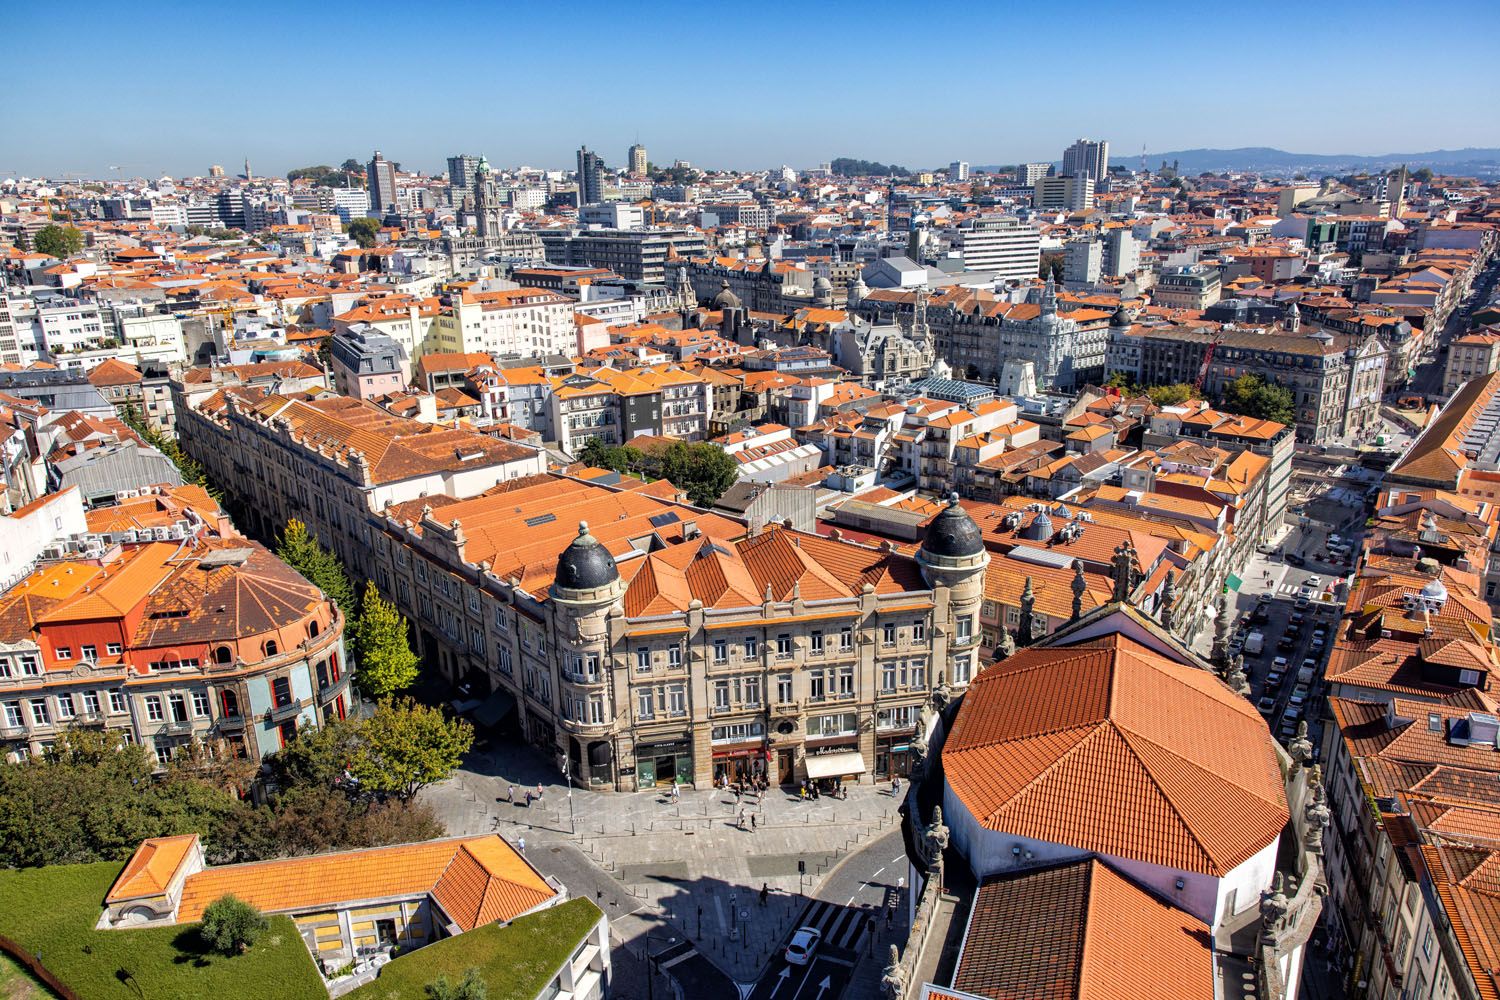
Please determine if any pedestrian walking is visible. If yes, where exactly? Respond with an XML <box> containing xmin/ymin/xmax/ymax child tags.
<box><xmin>751</xmin><ymin>812</ymin><xmax>757</xmax><ymax>831</ymax></box>
<box><xmin>760</xmin><ymin>883</ymin><xmax>770</xmax><ymax>906</ymax></box>
<box><xmin>536</xmin><ymin>782</ymin><xmax>544</xmax><ymax>802</ymax></box>
<box><xmin>525</xmin><ymin>790</ymin><xmax>533</xmax><ymax>807</ymax></box>
<box><xmin>891</xmin><ymin>775</ymin><xmax>900</xmax><ymax>795</ymax></box>
<box><xmin>507</xmin><ymin>785</ymin><xmax>515</xmax><ymax>803</ymax></box>
<box><xmin>737</xmin><ymin>808</ymin><xmax>746</xmax><ymax>830</ymax></box>
<box><xmin>671</xmin><ymin>782</ymin><xmax>679</xmax><ymax>803</ymax></box>
<box><xmin>518</xmin><ymin>836</ymin><xmax>526</xmax><ymax>853</ymax></box>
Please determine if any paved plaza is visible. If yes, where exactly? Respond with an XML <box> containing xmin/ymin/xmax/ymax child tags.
<box><xmin>424</xmin><ymin>741</ymin><xmax>908</xmax><ymax>993</ymax></box>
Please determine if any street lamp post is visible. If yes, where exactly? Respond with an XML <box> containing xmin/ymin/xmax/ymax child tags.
<box><xmin>645</xmin><ymin>928</ymin><xmax>676</xmax><ymax>1000</ymax></box>
<box><xmin>560</xmin><ymin>754</ymin><xmax>576</xmax><ymax>835</ymax></box>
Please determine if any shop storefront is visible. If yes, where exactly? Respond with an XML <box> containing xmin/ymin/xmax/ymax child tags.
<box><xmin>634</xmin><ymin>738</ymin><xmax>693</xmax><ymax>788</ymax></box>
<box><xmin>876</xmin><ymin>734</ymin><xmax>914</xmax><ymax>778</ymax></box>
<box><xmin>804</xmin><ymin>738</ymin><xmax>865</xmax><ymax>789</ymax></box>
<box><xmin>711</xmin><ymin>722</ymin><xmax>767</xmax><ymax>785</ymax></box>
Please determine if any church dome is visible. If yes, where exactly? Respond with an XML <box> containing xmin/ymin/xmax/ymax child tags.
<box><xmin>922</xmin><ymin>495</ymin><xmax>984</xmax><ymax>559</ymax></box>
<box><xmin>554</xmin><ymin>521</ymin><xmax>619</xmax><ymax>592</ymax></box>
<box><xmin>813</xmin><ymin>275</ymin><xmax>832</xmax><ymax>292</ymax></box>
<box><xmin>1110</xmin><ymin>305</ymin><xmax>1132</xmax><ymax>328</ymax></box>
<box><xmin>1421</xmin><ymin>577</ymin><xmax>1448</xmax><ymax>605</ymax></box>
<box><xmin>711</xmin><ymin>280</ymin><xmax>742</xmax><ymax>310</ymax></box>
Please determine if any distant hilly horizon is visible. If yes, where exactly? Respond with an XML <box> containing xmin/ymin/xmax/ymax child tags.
<box><xmin>977</xmin><ymin>146</ymin><xmax>1500</xmax><ymax>177</ymax></box>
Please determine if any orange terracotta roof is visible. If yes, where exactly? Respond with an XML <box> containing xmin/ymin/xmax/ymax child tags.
<box><xmin>175</xmin><ymin>834</ymin><xmax>554</xmax><ymax>929</ymax></box>
<box><xmin>955</xmin><ymin>858</ymin><xmax>1213</xmax><ymax>1000</ymax></box>
<box><xmin>944</xmin><ymin>632</ymin><xmax>1288</xmax><ymax>876</ymax></box>
<box><xmin>106</xmin><ymin>835</ymin><xmax>198</xmax><ymax>902</ymax></box>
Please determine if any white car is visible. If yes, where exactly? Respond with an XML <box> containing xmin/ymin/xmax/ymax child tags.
<box><xmin>1306</xmin><ymin>576</ymin><xmax>1322</xmax><ymax>589</ymax></box>
<box><xmin>786</xmin><ymin>926</ymin><xmax>822</xmax><ymax>965</ymax></box>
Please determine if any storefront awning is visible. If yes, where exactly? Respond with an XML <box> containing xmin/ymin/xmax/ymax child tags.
<box><xmin>805</xmin><ymin>751</ymin><xmax>867</xmax><ymax>780</ymax></box>
<box><xmin>474</xmin><ymin>689</ymin><xmax>516</xmax><ymax>728</ymax></box>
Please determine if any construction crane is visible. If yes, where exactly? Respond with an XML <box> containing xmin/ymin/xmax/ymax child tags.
<box><xmin>1193</xmin><ymin>331</ymin><xmax>1225</xmax><ymax>395</ymax></box>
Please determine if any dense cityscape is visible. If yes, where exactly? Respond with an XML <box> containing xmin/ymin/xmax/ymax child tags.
<box><xmin>3</xmin><ymin>28</ymin><xmax>1500</xmax><ymax>999</ymax></box>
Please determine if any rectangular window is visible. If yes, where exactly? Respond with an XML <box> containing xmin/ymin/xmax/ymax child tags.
<box><xmin>637</xmin><ymin>688</ymin><xmax>654</xmax><ymax>719</ymax></box>
<box><xmin>744</xmin><ymin>636</ymin><xmax>758</xmax><ymax>659</ymax></box>
<box><xmin>3</xmin><ymin>702</ymin><xmax>21</xmax><ymax>728</ymax></box>
<box><xmin>911</xmin><ymin>659</ymin><xmax>927</xmax><ymax>689</ymax></box>
<box><xmin>777</xmin><ymin>634</ymin><xmax>792</xmax><ymax>656</ymax></box>
<box><xmin>957</xmin><ymin>616</ymin><xmax>973</xmax><ymax>642</ymax></box>
<box><xmin>882</xmin><ymin>663</ymin><xmax>897</xmax><ymax>693</ymax></box>
<box><xmin>169</xmin><ymin>694</ymin><xmax>188</xmax><ymax>723</ymax></box>
<box><xmin>954</xmin><ymin>655</ymin><xmax>972</xmax><ymax>684</ymax></box>
<box><xmin>81</xmin><ymin>644</ymin><xmax>97</xmax><ymax>661</ymax></box>
<box><xmin>272</xmin><ymin>677</ymin><xmax>292</xmax><ymax>707</ymax></box>
<box><xmin>882</xmin><ymin>623</ymin><xmax>896</xmax><ymax>646</ymax></box>
<box><xmin>18</xmin><ymin>655</ymin><xmax>39</xmax><ymax>676</ymax></box>
<box><xmin>838</xmin><ymin>666</ymin><xmax>854</xmax><ymax>697</ymax></box>
<box><xmin>636</xmin><ymin>648</ymin><xmax>651</xmax><ymax>672</ymax></box>
<box><xmin>191</xmin><ymin>691</ymin><xmax>211</xmax><ymax>718</ymax></box>
<box><xmin>667</xmin><ymin>646</ymin><xmax>682</xmax><ymax>668</ymax></box>
<box><xmin>714</xmin><ymin>680</ymin><xmax>730</xmax><ymax>710</ymax></box>
<box><xmin>106</xmin><ymin>643</ymin><xmax>123</xmax><ymax>656</ymax></box>
<box><xmin>144</xmin><ymin>695</ymin><xmax>163</xmax><ymax>722</ymax></box>
<box><xmin>912</xmin><ymin>621</ymin><xmax>926</xmax><ymax>642</ymax></box>
<box><xmin>712</xmin><ymin>639</ymin><xmax>728</xmax><ymax>663</ymax></box>
<box><xmin>108</xmin><ymin>689</ymin><xmax>126</xmax><ymax>714</ymax></box>
<box><xmin>810</xmin><ymin>631</ymin><xmax>824</xmax><ymax>653</ymax></box>
<box><xmin>809</xmin><ymin>670</ymin><xmax>826</xmax><ymax>701</ymax></box>
<box><xmin>667</xmin><ymin>685</ymin><xmax>686</xmax><ymax>716</ymax></box>
<box><xmin>777</xmin><ymin>674</ymin><xmax>793</xmax><ymax>703</ymax></box>
<box><xmin>82</xmin><ymin>691</ymin><xmax>100</xmax><ymax>715</ymax></box>
<box><xmin>55</xmin><ymin>693</ymin><xmax>75</xmax><ymax>719</ymax></box>
<box><xmin>55</xmin><ymin>646</ymin><xmax>72</xmax><ymax>660</ymax></box>
<box><xmin>840</xmin><ymin>627</ymin><xmax>853</xmax><ymax>650</ymax></box>
<box><xmin>744</xmin><ymin>675</ymin><xmax>761</xmax><ymax>706</ymax></box>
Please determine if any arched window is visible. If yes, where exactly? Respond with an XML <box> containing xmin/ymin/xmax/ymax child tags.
<box><xmin>214</xmin><ymin>645</ymin><xmax>233</xmax><ymax>665</ymax></box>
<box><xmin>220</xmin><ymin>689</ymin><xmax>239</xmax><ymax>718</ymax></box>
<box><xmin>264</xmin><ymin>640</ymin><xmax>279</xmax><ymax>657</ymax></box>
<box><xmin>308</xmin><ymin>620</ymin><xmax>320</xmax><ymax>639</ymax></box>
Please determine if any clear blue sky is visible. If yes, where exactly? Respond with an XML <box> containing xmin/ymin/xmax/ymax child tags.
<box><xmin>6</xmin><ymin>0</ymin><xmax>1498</xmax><ymax>179</ymax></box>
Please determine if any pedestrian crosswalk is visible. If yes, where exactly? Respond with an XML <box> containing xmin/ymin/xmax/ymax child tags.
<box><xmin>792</xmin><ymin>898</ymin><xmax>873</xmax><ymax>953</ymax></box>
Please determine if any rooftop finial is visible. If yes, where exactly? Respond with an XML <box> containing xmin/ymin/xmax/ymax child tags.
<box><xmin>578</xmin><ymin>520</ymin><xmax>590</xmax><ymax>536</ymax></box>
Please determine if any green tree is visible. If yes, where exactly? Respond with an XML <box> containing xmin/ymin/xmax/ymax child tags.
<box><xmin>427</xmin><ymin>969</ymin><xmax>488</xmax><ymax>1000</ymax></box>
<box><xmin>200</xmin><ymin>895</ymin><xmax>268</xmax><ymax>955</ymax></box>
<box><xmin>352</xmin><ymin>580</ymin><xmax>419</xmax><ymax>699</ymax></box>
<box><xmin>351</xmin><ymin>699</ymin><xmax>474</xmax><ymax>802</ymax></box>
<box><xmin>268</xmin><ymin>717</ymin><xmax>364</xmax><ymax>789</ymax></box>
<box><xmin>278</xmin><ymin>520</ymin><xmax>357</xmax><ymax>632</ymax></box>
<box><xmin>1412</xmin><ymin>167</ymin><xmax>1434</xmax><ymax>183</ymax></box>
<box><xmin>341</xmin><ymin>158</ymin><xmax>362</xmax><ymax>174</ymax></box>
<box><xmin>346</xmin><ymin>217</ymin><xmax>381</xmax><ymax>248</ymax></box>
<box><xmin>1145</xmin><ymin>383</ymin><xmax>1195</xmax><ymax>407</ymax></box>
<box><xmin>659</xmin><ymin>441</ymin><xmax>738</xmax><ymax>507</ymax></box>
<box><xmin>32</xmin><ymin>224</ymin><xmax>84</xmax><ymax>258</ymax></box>
<box><xmin>1103</xmin><ymin>371</ymin><xmax>1134</xmax><ymax>391</ymax></box>
<box><xmin>1220</xmin><ymin>374</ymin><xmax>1296</xmax><ymax>425</ymax></box>
<box><xmin>577</xmin><ymin>438</ymin><xmax>640</xmax><ymax>474</ymax></box>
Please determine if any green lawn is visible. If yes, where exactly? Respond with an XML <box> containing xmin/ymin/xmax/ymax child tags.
<box><xmin>0</xmin><ymin>950</ymin><xmax>59</xmax><ymax>1000</ymax></box>
<box><xmin>0</xmin><ymin>862</ymin><xmax>323</xmax><ymax>1000</ymax></box>
<box><xmin>345</xmin><ymin>897</ymin><xmax>603</xmax><ymax>1000</ymax></box>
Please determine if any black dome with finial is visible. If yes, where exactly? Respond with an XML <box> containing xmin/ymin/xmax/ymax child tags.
<box><xmin>711</xmin><ymin>280</ymin><xmax>742</xmax><ymax>311</ymax></box>
<box><xmin>922</xmin><ymin>494</ymin><xmax>984</xmax><ymax>559</ymax></box>
<box><xmin>1110</xmin><ymin>304</ymin><xmax>1131</xmax><ymax>328</ymax></box>
<box><xmin>555</xmin><ymin>521</ymin><xmax>619</xmax><ymax>591</ymax></box>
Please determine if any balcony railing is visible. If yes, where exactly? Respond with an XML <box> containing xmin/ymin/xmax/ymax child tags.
<box><xmin>267</xmin><ymin>699</ymin><xmax>306</xmax><ymax>724</ymax></box>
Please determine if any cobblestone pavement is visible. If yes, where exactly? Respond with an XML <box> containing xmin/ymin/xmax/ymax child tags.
<box><xmin>423</xmin><ymin>741</ymin><xmax>905</xmax><ymax>989</ymax></box>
